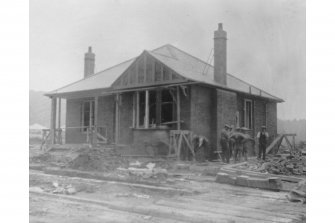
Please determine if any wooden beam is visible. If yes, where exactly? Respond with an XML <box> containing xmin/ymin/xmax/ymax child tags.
<box><xmin>50</xmin><ymin>97</ymin><xmax>57</xmax><ymax>144</ymax></box>
<box><xmin>115</xmin><ymin>94</ymin><xmax>120</xmax><ymax>144</ymax></box>
<box><xmin>144</xmin><ymin>90</ymin><xmax>149</xmax><ymax>128</ymax></box>
<box><xmin>156</xmin><ymin>89</ymin><xmax>162</xmax><ymax>125</ymax></box>
<box><xmin>57</xmin><ymin>98</ymin><xmax>61</xmax><ymax>129</ymax></box>
<box><xmin>176</xmin><ymin>87</ymin><xmax>181</xmax><ymax>130</ymax></box>
<box><xmin>144</xmin><ymin>54</ymin><xmax>147</xmax><ymax>83</ymax></box>
<box><xmin>135</xmin><ymin>60</ymin><xmax>139</xmax><ymax>84</ymax></box>
<box><xmin>136</xmin><ymin>91</ymin><xmax>140</xmax><ymax>128</ymax></box>
<box><xmin>132</xmin><ymin>93</ymin><xmax>136</xmax><ymax>128</ymax></box>
<box><xmin>93</xmin><ymin>96</ymin><xmax>98</xmax><ymax>145</ymax></box>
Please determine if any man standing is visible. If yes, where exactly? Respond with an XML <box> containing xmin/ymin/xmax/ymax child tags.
<box><xmin>220</xmin><ymin>124</ymin><xmax>231</xmax><ymax>163</ymax></box>
<box><xmin>257</xmin><ymin>126</ymin><xmax>269</xmax><ymax>160</ymax></box>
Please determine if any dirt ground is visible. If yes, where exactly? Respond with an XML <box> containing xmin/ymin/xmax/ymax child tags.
<box><xmin>29</xmin><ymin>145</ymin><xmax>306</xmax><ymax>223</ymax></box>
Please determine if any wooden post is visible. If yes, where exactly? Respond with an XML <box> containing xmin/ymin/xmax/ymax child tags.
<box><xmin>145</xmin><ymin>90</ymin><xmax>149</xmax><ymax>128</ymax></box>
<box><xmin>93</xmin><ymin>96</ymin><xmax>98</xmax><ymax>145</ymax></box>
<box><xmin>135</xmin><ymin>60</ymin><xmax>139</xmax><ymax>84</ymax></box>
<box><xmin>50</xmin><ymin>97</ymin><xmax>57</xmax><ymax>144</ymax></box>
<box><xmin>136</xmin><ymin>92</ymin><xmax>140</xmax><ymax>128</ymax></box>
<box><xmin>292</xmin><ymin>135</ymin><xmax>296</xmax><ymax>150</ymax></box>
<box><xmin>156</xmin><ymin>89</ymin><xmax>161</xmax><ymax>126</ymax></box>
<box><xmin>177</xmin><ymin>86</ymin><xmax>181</xmax><ymax>130</ymax></box>
<box><xmin>57</xmin><ymin>97</ymin><xmax>61</xmax><ymax>144</ymax></box>
<box><xmin>115</xmin><ymin>94</ymin><xmax>120</xmax><ymax>144</ymax></box>
<box><xmin>144</xmin><ymin>54</ymin><xmax>147</xmax><ymax>82</ymax></box>
<box><xmin>132</xmin><ymin>93</ymin><xmax>136</xmax><ymax>128</ymax></box>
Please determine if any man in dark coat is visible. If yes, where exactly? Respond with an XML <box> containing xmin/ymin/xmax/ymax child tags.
<box><xmin>220</xmin><ymin>124</ymin><xmax>231</xmax><ymax>163</ymax></box>
<box><xmin>257</xmin><ymin>126</ymin><xmax>269</xmax><ymax>160</ymax></box>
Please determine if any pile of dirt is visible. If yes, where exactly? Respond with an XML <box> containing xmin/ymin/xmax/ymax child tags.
<box><xmin>259</xmin><ymin>154</ymin><xmax>306</xmax><ymax>175</ymax></box>
<box><xmin>68</xmin><ymin>148</ymin><xmax>129</xmax><ymax>172</ymax></box>
<box><xmin>29</xmin><ymin>152</ymin><xmax>53</xmax><ymax>164</ymax></box>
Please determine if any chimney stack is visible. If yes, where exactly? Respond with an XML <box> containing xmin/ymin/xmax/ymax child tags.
<box><xmin>214</xmin><ymin>23</ymin><xmax>227</xmax><ymax>85</ymax></box>
<box><xmin>84</xmin><ymin>46</ymin><xmax>95</xmax><ymax>77</ymax></box>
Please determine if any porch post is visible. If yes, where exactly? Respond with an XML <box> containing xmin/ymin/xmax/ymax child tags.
<box><xmin>177</xmin><ymin>87</ymin><xmax>181</xmax><ymax>130</ymax></box>
<box><xmin>115</xmin><ymin>94</ymin><xmax>120</xmax><ymax>144</ymax></box>
<box><xmin>145</xmin><ymin>90</ymin><xmax>149</xmax><ymax>128</ymax></box>
<box><xmin>93</xmin><ymin>96</ymin><xmax>98</xmax><ymax>145</ymax></box>
<box><xmin>50</xmin><ymin>96</ymin><xmax>57</xmax><ymax>144</ymax></box>
<box><xmin>132</xmin><ymin>93</ymin><xmax>136</xmax><ymax>128</ymax></box>
<box><xmin>136</xmin><ymin>92</ymin><xmax>140</xmax><ymax>128</ymax></box>
<box><xmin>57</xmin><ymin>97</ymin><xmax>61</xmax><ymax>144</ymax></box>
<box><xmin>156</xmin><ymin>89</ymin><xmax>161</xmax><ymax>126</ymax></box>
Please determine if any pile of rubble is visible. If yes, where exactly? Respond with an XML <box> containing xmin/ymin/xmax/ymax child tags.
<box><xmin>68</xmin><ymin>148</ymin><xmax>129</xmax><ymax>172</ymax></box>
<box><xmin>258</xmin><ymin>153</ymin><xmax>306</xmax><ymax>176</ymax></box>
<box><xmin>29</xmin><ymin>181</ymin><xmax>77</xmax><ymax>195</ymax></box>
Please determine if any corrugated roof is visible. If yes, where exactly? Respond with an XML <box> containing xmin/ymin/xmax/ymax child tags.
<box><xmin>47</xmin><ymin>44</ymin><xmax>283</xmax><ymax>102</ymax></box>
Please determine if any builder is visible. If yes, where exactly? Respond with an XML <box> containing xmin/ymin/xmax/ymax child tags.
<box><xmin>257</xmin><ymin>126</ymin><xmax>269</xmax><ymax>160</ymax></box>
<box><xmin>220</xmin><ymin>124</ymin><xmax>231</xmax><ymax>163</ymax></box>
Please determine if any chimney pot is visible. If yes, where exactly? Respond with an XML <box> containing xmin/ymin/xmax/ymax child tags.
<box><xmin>218</xmin><ymin>23</ymin><xmax>223</xmax><ymax>30</ymax></box>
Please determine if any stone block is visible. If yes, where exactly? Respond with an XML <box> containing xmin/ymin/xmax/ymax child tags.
<box><xmin>216</xmin><ymin>172</ymin><xmax>236</xmax><ymax>185</ymax></box>
<box><xmin>247</xmin><ymin>177</ymin><xmax>270</xmax><ymax>189</ymax></box>
<box><xmin>235</xmin><ymin>175</ymin><xmax>249</xmax><ymax>187</ymax></box>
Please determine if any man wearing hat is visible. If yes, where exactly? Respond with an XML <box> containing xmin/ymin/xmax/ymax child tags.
<box><xmin>220</xmin><ymin>124</ymin><xmax>231</xmax><ymax>163</ymax></box>
<box><xmin>257</xmin><ymin>126</ymin><xmax>269</xmax><ymax>160</ymax></box>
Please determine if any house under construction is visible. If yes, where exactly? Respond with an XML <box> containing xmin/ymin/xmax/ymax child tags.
<box><xmin>45</xmin><ymin>23</ymin><xmax>283</xmax><ymax>157</ymax></box>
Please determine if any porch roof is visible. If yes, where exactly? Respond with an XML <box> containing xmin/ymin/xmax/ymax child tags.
<box><xmin>46</xmin><ymin>44</ymin><xmax>283</xmax><ymax>102</ymax></box>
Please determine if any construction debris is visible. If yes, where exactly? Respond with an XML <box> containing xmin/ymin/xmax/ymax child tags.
<box><xmin>259</xmin><ymin>154</ymin><xmax>306</xmax><ymax>175</ymax></box>
<box><xmin>233</xmin><ymin>153</ymin><xmax>306</xmax><ymax>176</ymax></box>
<box><xmin>286</xmin><ymin>180</ymin><xmax>306</xmax><ymax>203</ymax></box>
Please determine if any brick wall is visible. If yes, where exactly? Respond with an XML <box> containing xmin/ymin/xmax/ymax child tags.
<box><xmin>65</xmin><ymin>96</ymin><xmax>116</xmax><ymax>144</ymax></box>
<box><xmin>254</xmin><ymin>99</ymin><xmax>266</xmax><ymax>136</ymax></box>
<box><xmin>65</xmin><ymin>99</ymin><xmax>86</xmax><ymax>143</ymax></box>
<box><xmin>215</xmin><ymin>89</ymin><xmax>237</xmax><ymax>148</ymax></box>
<box><xmin>190</xmin><ymin>85</ymin><xmax>214</xmax><ymax>144</ymax></box>
<box><xmin>118</xmin><ymin>92</ymin><xmax>134</xmax><ymax>144</ymax></box>
<box><xmin>180</xmin><ymin>87</ymin><xmax>191</xmax><ymax>130</ymax></box>
<box><xmin>97</xmin><ymin>95</ymin><xmax>115</xmax><ymax>143</ymax></box>
<box><xmin>266</xmin><ymin>102</ymin><xmax>277</xmax><ymax>138</ymax></box>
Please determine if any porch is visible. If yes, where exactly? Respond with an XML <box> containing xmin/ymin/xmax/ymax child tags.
<box><xmin>44</xmin><ymin>83</ymin><xmax>199</xmax><ymax>160</ymax></box>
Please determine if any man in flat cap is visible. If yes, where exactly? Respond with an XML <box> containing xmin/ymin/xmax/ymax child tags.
<box><xmin>257</xmin><ymin>126</ymin><xmax>269</xmax><ymax>160</ymax></box>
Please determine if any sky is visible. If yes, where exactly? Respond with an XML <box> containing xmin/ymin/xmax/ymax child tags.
<box><xmin>30</xmin><ymin>0</ymin><xmax>305</xmax><ymax>120</ymax></box>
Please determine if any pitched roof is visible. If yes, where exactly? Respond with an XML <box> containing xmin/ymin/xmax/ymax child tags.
<box><xmin>47</xmin><ymin>44</ymin><xmax>283</xmax><ymax>102</ymax></box>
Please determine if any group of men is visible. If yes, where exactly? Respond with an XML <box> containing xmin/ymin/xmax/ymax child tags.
<box><xmin>219</xmin><ymin>124</ymin><xmax>269</xmax><ymax>163</ymax></box>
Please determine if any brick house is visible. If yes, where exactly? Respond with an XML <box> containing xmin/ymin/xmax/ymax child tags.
<box><xmin>45</xmin><ymin>23</ymin><xmax>283</xmax><ymax>155</ymax></box>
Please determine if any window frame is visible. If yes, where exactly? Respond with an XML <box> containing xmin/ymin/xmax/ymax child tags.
<box><xmin>80</xmin><ymin>100</ymin><xmax>95</xmax><ymax>133</ymax></box>
<box><xmin>244</xmin><ymin>99</ymin><xmax>253</xmax><ymax>129</ymax></box>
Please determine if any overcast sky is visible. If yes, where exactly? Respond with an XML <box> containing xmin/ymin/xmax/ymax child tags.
<box><xmin>30</xmin><ymin>0</ymin><xmax>305</xmax><ymax>120</ymax></box>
